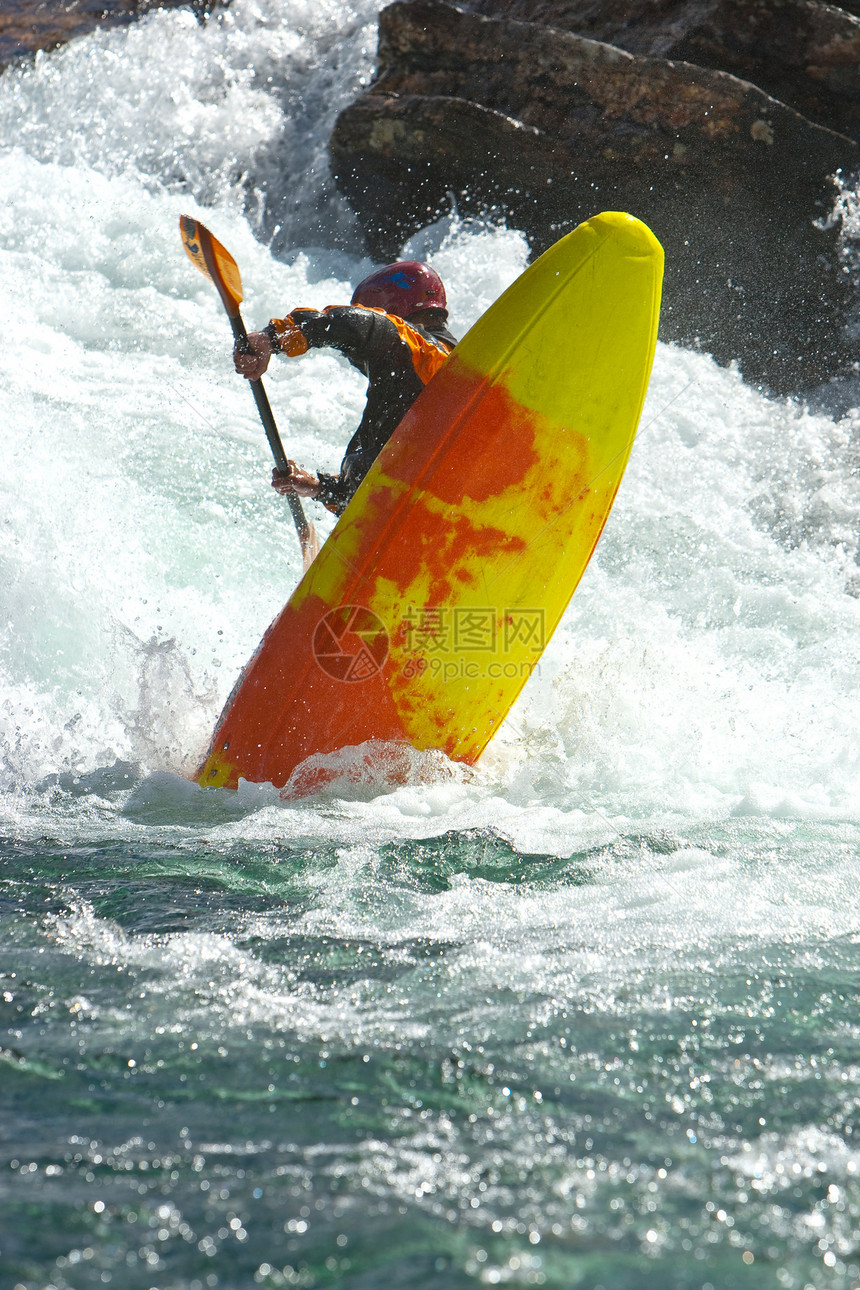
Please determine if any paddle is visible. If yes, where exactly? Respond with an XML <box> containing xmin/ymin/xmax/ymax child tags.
<box><xmin>179</xmin><ymin>214</ymin><xmax>319</xmax><ymax>570</ymax></box>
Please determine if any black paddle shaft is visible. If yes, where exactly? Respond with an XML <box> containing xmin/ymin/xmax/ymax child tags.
<box><xmin>228</xmin><ymin>313</ymin><xmax>314</xmax><ymax>547</ymax></box>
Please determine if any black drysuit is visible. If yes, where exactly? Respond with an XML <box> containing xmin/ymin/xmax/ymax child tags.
<box><xmin>269</xmin><ymin>305</ymin><xmax>456</xmax><ymax>516</ymax></box>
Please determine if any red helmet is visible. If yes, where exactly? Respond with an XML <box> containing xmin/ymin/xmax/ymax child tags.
<box><xmin>351</xmin><ymin>260</ymin><xmax>447</xmax><ymax>318</ymax></box>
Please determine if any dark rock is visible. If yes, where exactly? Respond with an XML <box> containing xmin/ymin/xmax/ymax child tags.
<box><xmin>331</xmin><ymin>0</ymin><xmax>860</xmax><ymax>393</ymax></box>
<box><xmin>0</xmin><ymin>0</ymin><xmax>220</xmax><ymax>71</ymax></box>
<box><xmin>464</xmin><ymin>0</ymin><xmax>860</xmax><ymax>143</ymax></box>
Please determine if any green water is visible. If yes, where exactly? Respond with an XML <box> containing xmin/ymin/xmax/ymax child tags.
<box><xmin>3</xmin><ymin>791</ymin><xmax>860</xmax><ymax>1289</ymax></box>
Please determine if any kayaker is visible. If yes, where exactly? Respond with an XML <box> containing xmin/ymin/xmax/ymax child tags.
<box><xmin>233</xmin><ymin>260</ymin><xmax>457</xmax><ymax>516</ymax></box>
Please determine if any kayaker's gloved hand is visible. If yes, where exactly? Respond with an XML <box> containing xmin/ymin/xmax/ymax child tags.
<box><xmin>272</xmin><ymin>463</ymin><xmax>322</xmax><ymax>499</ymax></box>
<box><xmin>233</xmin><ymin>331</ymin><xmax>273</xmax><ymax>380</ymax></box>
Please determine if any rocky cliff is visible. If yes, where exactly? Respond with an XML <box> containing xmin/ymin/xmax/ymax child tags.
<box><xmin>331</xmin><ymin>0</ymin><xmax>860</xmax><ymax>393</ymax></box>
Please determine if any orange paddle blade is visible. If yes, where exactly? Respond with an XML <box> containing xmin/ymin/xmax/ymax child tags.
<box><xmin>179</xmin><ymin>214</ymin><xmax>244</xmax><ymax>318</ymax></box>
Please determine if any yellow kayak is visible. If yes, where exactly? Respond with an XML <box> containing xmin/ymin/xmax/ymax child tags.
<box><xmin>196</xmin><ymin>211</ymin><xmax>664</xmax><ymax>791</ymax></box>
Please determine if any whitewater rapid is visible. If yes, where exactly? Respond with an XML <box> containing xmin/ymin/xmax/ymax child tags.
<box><xmin>3</xmin><ymin>7</ymin><xmax>860</xmax><ymax>1290</ymax></box>
<box><xmin>2</xmin><ymin>69</ymin><xmax>858</xmax><ymax>822</ymax></box>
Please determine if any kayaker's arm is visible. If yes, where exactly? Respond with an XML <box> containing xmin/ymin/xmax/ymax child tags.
<box><xmin>233</xmin><ymin>304</ymin><xmax>365</xmax><ymax>374</ymax></box>
<box><xmin>264</xmin><ymin>306</ymin><xmax>436</xmax><ymax>370</ymax></box>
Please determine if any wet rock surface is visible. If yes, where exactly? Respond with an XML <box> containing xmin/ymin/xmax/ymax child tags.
<box><xmin>331</xmin><ymin>0</ymin><xmax>860</xmax><ymax>393</ymax></box>
<box><xmin>0</xmin><ymin>0</ymin><xmax>216</xmax><ymax>70</ymax></box>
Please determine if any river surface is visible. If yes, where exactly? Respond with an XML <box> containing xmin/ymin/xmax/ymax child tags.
<box><xmin>2</xmin><ymin>2</ymin><xmax>860</xmax><ymax>1288</ymax></box>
